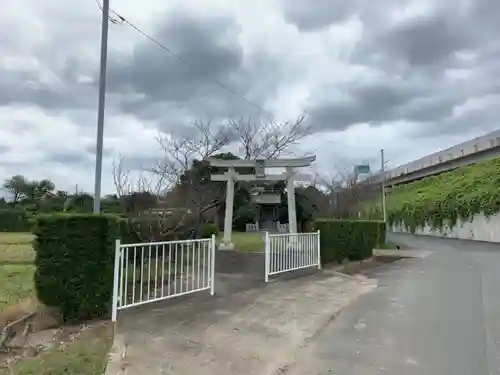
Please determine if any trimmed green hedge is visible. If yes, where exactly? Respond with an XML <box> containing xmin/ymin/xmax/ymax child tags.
<box><xmin>33</xmin><ymin>214</ymin><xmax>120</xmax><ymax>322</ymax></box>
<box><xmin>315</xmin><ymin>219</ymin><xmax>385</xmax><ymax>264</ymax></box>
<box><xmin>0</xmin><ymin>209</ymin><xmax>32</xmax><ymax>232</ymax></box>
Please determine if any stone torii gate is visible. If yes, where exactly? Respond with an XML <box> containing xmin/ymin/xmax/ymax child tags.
<box><xmin>207</xmin><ymin>156</ymin><xmax>316</xmax><ymax>250</ymax></box>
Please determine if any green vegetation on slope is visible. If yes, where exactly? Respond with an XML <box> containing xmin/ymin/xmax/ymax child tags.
<box><xmin>368</xmin><ymin>157</ymin><xmax>500</xmax><ymax>231</ymax></box>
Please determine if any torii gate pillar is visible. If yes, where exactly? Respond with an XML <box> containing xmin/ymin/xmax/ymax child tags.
<box><xmin>220</xmin><ymin>167</ymin><xmax>235</xmax><ymax>250</ymax></box>
<box><xmin>286</xmin><ymin>166</ymin><xmax>298</xmax><ymax>234</ymax></box>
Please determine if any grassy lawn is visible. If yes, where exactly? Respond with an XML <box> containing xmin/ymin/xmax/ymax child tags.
<box><xmin>0</xmin><ymin>322</ymin><xmax>114</xmax><ymax>375</ymax></box>
<box><xmin>0</xmin><ymin>233</ymin><xmax>35</xmax><ymax>264</ymax></box>
<box><xmin>0</xmin><ymin>233</ymin><xmax>34</xmax><ymax>245</ymax></box>
<box><xmin>0</xmin><ymin>233</ymin><xmax>37</xmax><ymax>319</ymax></box>
<box><xmin>0</xmin><ymin>264</ymin><xmax>35</xmax><ymax>315</ymax></box>
<box><xmin>218</xmin><ymin>232</ymin><xmax>265</xmax><ymax>252</ymax></box>
<box><xmin>0</xmin><ymin>233</ymin><xmax>113</xmax><ymax>374</ymax></box>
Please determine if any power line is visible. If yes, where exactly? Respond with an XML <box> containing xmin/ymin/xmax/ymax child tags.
<box><xmin>94</xmin><ymin>3</ymin><xmax>275</xmax><ymax>117</ymax></box>
<box><xmin>95</xmin><ymin>0</ymin><xmax>122</xmax><ymax>24</ymax></box>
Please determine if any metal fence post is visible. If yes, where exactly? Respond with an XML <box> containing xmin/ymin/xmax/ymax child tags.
<box><xmin>316</xmin><ymin>230</ymin><xmax>321</xmax><ymax>270</ymax></box>
<box><xmin>111</xmin><ymin>238</ymin><xmax>121</xmax><ymax>322</ymax></box>
<box><xmin>265</xmin><ymin>231</ymin><xmax>270</xmax><ymax>282</ymax></box>
<box><xmin>210</xmin><ymin>234</ymin><xmax>216</xmax><ymax>295</ymax></box>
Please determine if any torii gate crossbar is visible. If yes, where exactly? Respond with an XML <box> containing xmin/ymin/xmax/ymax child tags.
<box><xmin>207</xmin><ymin>156</ymin><xmax>316</xmax><ymax>250</ymax></box>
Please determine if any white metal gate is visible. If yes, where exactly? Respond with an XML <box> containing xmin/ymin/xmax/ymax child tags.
<box><xmin>112</xmin><ymin>235</ymin><xmax>216</xmax><ymax>321</ymax></box>
<box><xmin>264</xmin><ymin>231</ymin><xmax>321</xmax><ymax>282</ymax></box>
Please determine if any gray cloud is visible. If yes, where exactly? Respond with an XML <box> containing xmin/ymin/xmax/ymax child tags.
<box><xmin>2</xmin><ymin>0</ymin><xmax>500</xmax><ymax>196</ymax></box>
<box><xmin>303</xmin><ymin>0</ymin><xmax>500</xmax><ymax>137</ymax></box>
<box><xmin>379</xmin><ymin>15</ymin><xmax>473</xmax><ymax>67</ymax></box>
<box><xmin>106</xmin><ymin>8</ymin><xmax>247</xmax><ymax>119</ymax></box>
<box><xmin>280</xmin><ymin>0</ymin><xmax>353</xmax><ymax>31</ymax></box>
<box><xmin>279</xmin><ymin>0</ymin><xmax>407</xmax><ymax>32</ymax></box>
<box><xmin>45</xmin><ymin>150</ymin><xmax>92</xmax><ymax>166</ymax></box>
<box><xmin>104</xmin><ymin>5</ymin><xmax>290</xmax><ymax>126</ymax></box>
<box><xmin>0</xmin><ymin>62</ymin><xmax>96</xmax><ymax>111</ymax></box>
<box><xmin>413</xmin><ymin>95</ymin><xmax>500</xmax><ymax>138</ymax></box>
<box><xmin>0</xmin><ymin>0</ymin><xmax>101</xmax><ymax>113</ymax></box>
<box><xmin>308</xmin><ymin>77</ymin><xmax>436</xmax><ymax>131</ymax></box>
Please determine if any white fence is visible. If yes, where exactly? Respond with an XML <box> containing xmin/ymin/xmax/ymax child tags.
<box><xmin>246</xmin><ymin>223</ymin><xmax>259</xmax><ymax>232</ymax></box>
<box><xmin>112</xmin><ymin>235</ymin><xmax>216</xmax><ymax>321</ymax></box>
<box><xmin>265</xmin><ymin>231</ymin><xmax>321</xmax><ymax>282</ymax></box>
<box><xmin>277</xmin><ymin>222</ymin><xmax>289</xmax><ymax>233</ymax></box>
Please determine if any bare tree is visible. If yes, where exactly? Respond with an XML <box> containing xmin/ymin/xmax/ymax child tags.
<box><xmin>113</xmin><ymin>156</ymin><xmax>193</xmax><ymax>241</ymax></box>
<box><xmin>229</xmin><ymin>114</ymin><xmax>312</xmax><ymax>159</ymax></box>
<box><xmin>114</xmin><ymin>116</ymin><xmax>316</xmax><ymax>240</ymax></box>
<box><xmin>150</xmin><ymin>120</ymin><xmax>231</xmax><ymax>186</ymax></box>
<box><xmin>153</xmin><ymin>120</ymin><xmax>231</xmax><ymax>226</ymax></box>
<box><xmin>315</xmin><ymin>162</ymin><xmax>380</xmax><ymax>219</ymax></box>
<box><xmin>113</xmin><ymin>120</ymin><xmax>232</xmax><ymax>241</ymax></box>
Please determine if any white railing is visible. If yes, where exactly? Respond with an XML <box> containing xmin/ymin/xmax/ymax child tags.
<box><xmin>112</xmin><ymin>235</ymin><xmax>216</xmax><ymax>321</ymax></box>
<box><xmin>246</xmin><ymin>223</ymin><xmax>259</xmax><ymax>232</ymax></box>
<box><xmin>277</xmin><ymin>222</ymin><xmax>289</xmax><ymax>233</ymax></box>
<box><xmin>264</xmin><ymin>231</ymin><xmax>320</xmax><ymax>282</ymax></box>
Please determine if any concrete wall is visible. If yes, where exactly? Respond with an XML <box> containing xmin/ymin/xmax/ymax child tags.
<box><xmin>391</xmin><ymin>211</ymin><xmax>500</xmax><ymax>243</ymax></box>
<box><xmin>384</xmin><ymin>146</ymin><xmax>500</xmax><ymax>186</ymax></box>
<box><xmin>387</xmin><ymin>129</ymin><xmax>500</xmax><ymax>181</ymax></box>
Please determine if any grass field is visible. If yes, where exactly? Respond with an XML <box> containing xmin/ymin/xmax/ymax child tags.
<box><xmin>218</xmin><ymin>231</ymin><xmax>265</xmax><ymax>252</ymax></box>
<box><xmin>0</xmin><ymin>233</ymin><xmax>35</xmax><ymax>264</ymax></box>
<box><xmin>0</xmin><ymin>233</ymin><xmax>114</xmax><ymax>375</ymax></box>
<box><xmin>0</xmin><ymin>233</ymin><xmax>36</xmax><ymax>315</ymax></box>
<box><xmin>0</xmin><ymin>264</ymin><xmax>35</xmax><ymax>315</ymax></box>
<box><xmin>0</xmin><ymin>322</ymin><xmax>114</xmax><ymax>375</ymax></box>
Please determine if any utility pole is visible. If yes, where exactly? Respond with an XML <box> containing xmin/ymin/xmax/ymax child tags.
<box><xmin>380</xmin><ymin>149</ymin><xmax>387</xmax><ymax>223</ymax></box>
<box><xmin>93</xmin><ymin>0</ymin><xmax>110</xmax><ymax>213</ymax></box>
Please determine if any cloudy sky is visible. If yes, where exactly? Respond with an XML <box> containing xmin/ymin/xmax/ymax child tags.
<box><xmin>1</xmin><ymin>0</ymin><xmax>500</xmax><ymax>194</ymax></box>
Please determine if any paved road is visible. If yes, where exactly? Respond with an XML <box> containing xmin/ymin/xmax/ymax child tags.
<box><xmin>284</xmin><ymin>233</ymin><xmax>500</xmax><ymax>375</ymax></box>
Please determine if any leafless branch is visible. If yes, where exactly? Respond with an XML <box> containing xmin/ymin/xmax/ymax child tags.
<box><xmin>113</xmin><ymin>155</ymin><xmax>192</xmax><ymax>241</ymax></box>
<box><xmin>112</xmin><ymin>155</ymin><xmax>131</xmax><ymax>197</ymax></box>
<box><xmin>229</xmin><ymin>114</ymin><xmax>312</xmax><ymax>159</ymax></box>
<box><xmin>152</xmin><ymin>120</ymin><xmax>231</xmax><ymax>184</ymax></box>
<box><xmin>314</xmin><ymin>159</ymin><xmax>381</xmax><ymax>219</ymax></box>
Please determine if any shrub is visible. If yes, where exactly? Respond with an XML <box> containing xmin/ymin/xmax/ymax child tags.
<box><xmin>201</xmin><ymin>222</ymin><xmax>218</xmax><ymax>238</ymax></box>
<box><xmin>315</xmin><ymin>219</ymin><xmax>386</xmax><ymax>264</ymax></box>
<box><xmin>33</xmin><ymin>214</ymin><xmax>120</xmax><ymax>322</ymax></box>
<box><xmin>233</xmin><ymin>205</ymin><xmax>257</xmax><ymax>231</ymax></box>
<box><xmin>0</xmin><ymin>209</ymin><xmax>32</xmax><ymax>232</ymax></box>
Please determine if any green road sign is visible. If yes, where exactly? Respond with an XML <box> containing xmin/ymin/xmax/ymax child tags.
<box><xmin>355</xmin><ymin>164</ymin><xmax>371</xmax><ymax>174</ymax></box>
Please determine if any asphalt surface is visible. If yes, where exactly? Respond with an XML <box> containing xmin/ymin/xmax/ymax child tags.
<box><xmin>284</xmin><ymin>233</ymin><xmax>500</xmax><ymax>375</ymax></box>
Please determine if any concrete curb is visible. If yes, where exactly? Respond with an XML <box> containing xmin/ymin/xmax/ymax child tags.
<box><xmin>373</xmin><ymin>249</ymin><xmax>433</xmax><ymax>258</ymax></box>
<box><xmin>105</xmin><ymin>327</ymin><xmax>129</xmax><ymax>375</ymax></box>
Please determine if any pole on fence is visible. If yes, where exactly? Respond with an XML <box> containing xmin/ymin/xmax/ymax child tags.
<box><xmin>210</xmin><ymin>234</ymin><xmax>216</xmax><ymax>295</ymax></box>
<box><xmin>265</xmin><ymin>231</ymin><xmax>270</xmax><ymax>282</ymax></box>
<box><xmin>316</xmin><ymin>230</ymin><xmax>321</xmax><ymax>270</ymax></box>
<box><xmin>111</xmin><ymin>238</ymin><xmax>121</xmax><ymax>322</ymax></box>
